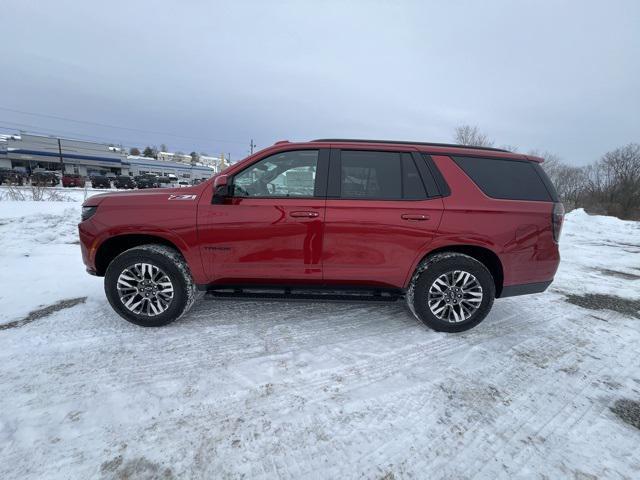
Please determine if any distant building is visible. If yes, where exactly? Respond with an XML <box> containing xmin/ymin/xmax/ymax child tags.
<box><xmin>156</xmin><ymin>151</ymin><xmax>192</xmax><ymax>164</ymax></box>
<box><xmin>124</xmin><ymin>155</ymin><xmax>215</xmax><ymax>179</ymax></box>
<box><xmin>0</xmin><ymin>134</ymin><xmax>12</xmax><ymax>170</ymax></box>
<box><xmin>0</xmin><ymin>132</ymin><xmax>217</xmax><ymax>179</ymax></box>
<box><xmin>199</xmin><ymin>154</ymin><xmax>225</xmax><ymax>171</ymax></box>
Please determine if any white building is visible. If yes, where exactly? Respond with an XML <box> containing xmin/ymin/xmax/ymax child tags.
<box><xmin>123</xmin><ymin>155</ymin><xmax>215</xmax><ymax>180</ymax></box>
<box><xmin>0</xmin><ymin>132</ymin><xmax>216</xmax><ymax>180</ymax></box>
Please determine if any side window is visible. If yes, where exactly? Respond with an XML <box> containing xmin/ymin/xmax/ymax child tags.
<box><xmin>452</xmin><ymin>156</ymin><xmax>552</xmax><ymax>201</ymax></box>
<box><xmin>234</xmin><ymin>150</ymin><xmax>318</xmax><ymax>197</ymax></box>
<box><xmin>340</xmin><ymin>150</ymin><xmax>401</xmax><ymax>199</ymax></box>
<box><xmin>401</xmin><ymin>153</ymin><xmax>427</xmax><ymax>199</ymax></box>
<box><xmin>338</xmin><ymin>150</ymin><xmax>429</xmax><ymax>200</ymax></box>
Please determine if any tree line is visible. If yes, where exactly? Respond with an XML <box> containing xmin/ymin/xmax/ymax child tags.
<box><xmin>128</xmin><ymin>145</ymin><xmax>208</xmax><ymax>165</ymax></box>
<box><xmin>454</xmin><ymin>125</ymin><xmax>640</xmax><ymax>220</ymax></box>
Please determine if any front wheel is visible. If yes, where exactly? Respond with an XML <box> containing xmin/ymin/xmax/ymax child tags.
<box><xmin>104</xmin><ymin>244</ymin><xmax>198</xmax><ymax>327</ymax></box>
<box><xmin>407</xmin><ymin>252</ymin><xmax>495</xmax><ymax>332</ymax></box>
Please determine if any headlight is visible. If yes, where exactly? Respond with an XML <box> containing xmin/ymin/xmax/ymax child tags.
<box><xmin>81</xmin><ymin>206</ymin><xmax>98</xmax><ymax>221</ymax></box>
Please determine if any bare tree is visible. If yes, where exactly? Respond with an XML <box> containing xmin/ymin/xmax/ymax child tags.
<box><xmin>30</xmin><ymin>183</ymin><xmax>46</xmax><ymax>201</ymax></box>
<box><xmin>530</xmin><ymin>150</ymin><xmax>562</xmax><ymax>177</ymax></box>
<box><xmin>454</xmin><ymin>125</ymin><xmax>494</xmax><ymax>147</ymax></box>
<box><xmin>2</xmin><ymin>185</ymin><xmax>27</xmax><ymax>201</ymax></box>
<box><xmin>499</xmin><ymin>144</ymin><xmax>519</xmax><ymax>152</ymax></box>
<box><xmin>531</xmin><ymin>150</ymin><xmax>586</xmax><ymax>209</ymax></box>
<box><xmin>451</xmin><ymin>129</ymin><xmax>639</xmax><ymax>219</ymax></box>
<box><xmin>589</xmin><ymin>143</ymin><xmax>640</xmax><ymax>218</ymax></box>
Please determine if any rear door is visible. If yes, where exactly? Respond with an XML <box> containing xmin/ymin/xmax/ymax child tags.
<box><xmin>322</xmin><ymin>147</ymin><xmax>444</xmax><ymax>288</ymax></box>
<box><xmin>198</xmin><ymin>148</ymin><xmax>329</xmax><ymax>284</ymax></box>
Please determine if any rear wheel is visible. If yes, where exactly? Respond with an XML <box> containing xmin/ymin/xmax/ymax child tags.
<box><xmin>407</xmin><ymin>252</ymin><xmax>495</xmax><ymax>332</ymax></box>
<box><xmin>104</xmin><ymin>244</ymin><xmax>198</xmax><ymax>327</ymax></box>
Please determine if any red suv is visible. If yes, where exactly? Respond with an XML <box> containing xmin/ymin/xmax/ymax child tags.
<box><xmin>79</xmin><ymin>139</ymin><xmax>563</xmax><ymax>332</ymax></box>
<box><xmin>62</xmin><ymin>174</ymin><xmax>85</xmax><ymax>188</ymax></box>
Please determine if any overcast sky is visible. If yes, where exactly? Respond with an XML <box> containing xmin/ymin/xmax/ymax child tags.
<box><xmin>1</xmin><ymin>0</ymin><xmax>638</xmax><ymax>164</ymax></box>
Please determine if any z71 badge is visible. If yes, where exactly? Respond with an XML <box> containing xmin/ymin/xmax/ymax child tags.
<box><xmin>168</xmin><ymin>194</ymin><xmax>197</xmax><ymax>201</ymax></box>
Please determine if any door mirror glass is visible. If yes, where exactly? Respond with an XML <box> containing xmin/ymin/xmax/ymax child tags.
<box><xmin>214</xmin><ymin>174</ymin><xmax>228</xmax><ymax>188</ymax></box>
<box><xmin>212</xmin><ymin>174</ymin><xmax>231</xmax><ymax>204</ymax></box>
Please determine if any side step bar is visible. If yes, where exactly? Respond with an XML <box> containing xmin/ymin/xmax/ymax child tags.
<box><xmin>205</xmin><ymin>288</ymin><xmax>402</xmax><ymax>303</ymax></box>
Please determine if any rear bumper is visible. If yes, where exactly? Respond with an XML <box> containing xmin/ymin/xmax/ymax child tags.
<box><xmin>499</xmin><ymin>280</ymin><xmax>552</xmax><ymax>298</ymax></box>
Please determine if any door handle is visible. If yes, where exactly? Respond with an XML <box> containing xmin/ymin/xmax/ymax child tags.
<box><xmin>290</xmin><ymin>211</ymin><xmax>319</xmax><ymax>218</ymax></box>
<box><xmin>401</xmin><ymin>214</ymin><xmax>429</xmax><ymax>221</ymax></box>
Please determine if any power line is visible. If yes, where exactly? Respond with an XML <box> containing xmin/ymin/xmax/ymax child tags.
<box><xmin>0</xmin><ymin>120</ymin><xmax>150</xmax><ymax>149</ymax></box>
<box><xmin>0</xmin><ymin>121</ymin><xmax>120</xmax><ymax>143</ymax></box>
<box><xmin>0</xmin><ymin>105</ymin><xmax>247</xmax><ymax>145</ymax></box>
<box><xmin>0</xmin><ymin>119</ymin><xmax>239</xmax><ymax>157</ymax></box>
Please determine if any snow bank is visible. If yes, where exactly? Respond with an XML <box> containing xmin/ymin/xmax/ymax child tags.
<box><xmin>0</xmin><ymin>199</ymin><xmax>103</xmax><ymax>323</ymax></box>
<box><xmin>558</xmin><ymin>208</ymin><xmax>640</xmax><ymax>299</ymax></box>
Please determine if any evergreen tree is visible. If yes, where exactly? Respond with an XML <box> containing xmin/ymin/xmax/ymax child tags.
<box><xmin>142</xmin><ymin>146</ymin><xmax>156</xmax><ymax>158</ymax></box>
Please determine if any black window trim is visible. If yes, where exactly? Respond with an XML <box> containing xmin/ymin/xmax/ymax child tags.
<box><xmin>413</xmin><ymin>152</ymin><xmax>448</xmax><ymax>198</ymax></box>
<box><xmin>402</xmin><ymin>152</ymin><xmax>431</xmax><ymax>199</ymax></box>
<box><xmin>229</xmin><ymin>148</ymin><xmax>329</xmax><ymax>200</ymax></box>
<box><xmin>533</xmin><ymin>162</ymin><xmax>560</xmax><ymax>202</ymax></box>
<box><xmin>327</xmin><ymin>148</ymin><xmax>441</xmax><ymax>201</ymax></box>
<box><xmin>417</xmin><ymin>152</ymin><xmax>451</xmax><ymax>198</ymax></box>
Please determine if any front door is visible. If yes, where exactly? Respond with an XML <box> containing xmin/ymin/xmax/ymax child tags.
<box><xmin>198</xmin><ymin>148</ymin><xmax>329</xmax><ymax>285</ymax></box>
<box><xmin>322</xmin><ymin>148</ymin><xmax>444</xmax><ymax>288</ymax></box>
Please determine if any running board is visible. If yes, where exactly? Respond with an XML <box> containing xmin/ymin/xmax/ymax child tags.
<box><xmin>204</xmin><ymin>288</ymin><xmax>402</xmax><ymax>303</ymax></box>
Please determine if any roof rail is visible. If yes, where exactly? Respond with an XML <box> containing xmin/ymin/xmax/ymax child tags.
<box><xmin>311</xmin><ymin>138</ymin><xmax>509</xmax><ymax>153</ymax></box>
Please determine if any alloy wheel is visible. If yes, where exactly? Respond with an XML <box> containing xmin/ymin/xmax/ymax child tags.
<box><xmin>116</xmin><ymin>263</ymin><xmax>174</xmax><ymax>316</ymax></box>
<box><xmin>427</xmin><ymin>270</ymin><xmax>483</xmax><ymax>323</ymax></box>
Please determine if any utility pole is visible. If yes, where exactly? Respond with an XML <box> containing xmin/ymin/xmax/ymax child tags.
<box><xmin>250</xmin><ymin>139</ymin><xmax>256</xmax><ymax>155</ymax></box>
<box><xmin>57</xmin><ymin>137</ymin><xmax>64</xmax><ymax>173</ymax></box>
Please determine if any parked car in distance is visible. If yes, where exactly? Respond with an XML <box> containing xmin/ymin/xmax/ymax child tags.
<box><xmin>31</xmin><ymin>171</ymin><xmax>59</xmax><ymax>187</ymax></box>
<box><xmin>157</xmin><ymin>176</ymin><xmax>172</xmax><ymax>187</ymax></box>
<box><xmin>191</xmin><ymin>178</ymin><xmax>205</xmax><ymax>186</ymax></box>
<box><xmin>134</xmin><ymin>174</ymin><xmax>160</xmax><ymax>189</ymax></box>
<box><xmin>62</xmin><ymin>174</ymin><xmax>86</xmax><ymax>188</ymax></box>
<box><xmin>177</xmin><ymin>180</ymin><xmax>191</xmax><ymax>187</ymax></box>
<box><xmin>79</xmin><ymin>139</ymin><xmax>563</xmax><ymax>332</ymax></box>
<box><xmin>113</xmin><ymin>175</ymin><xmax>136</xmax><ymax>189</ymax></box>
<box><xmin>91</xmin><ymin>175</ymin><xmax>111</xmax><ymax>189</ymax></box>
<box><xmin>0</xmin><ymin>168</ymin><xmax>26</xmax><ymax>185</ymax></box>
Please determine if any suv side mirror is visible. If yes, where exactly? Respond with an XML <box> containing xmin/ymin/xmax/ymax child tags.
<box><xmin>212</xmin><ymin>174</ymin><xmax>231</xmax><ymax>204</ymax></box>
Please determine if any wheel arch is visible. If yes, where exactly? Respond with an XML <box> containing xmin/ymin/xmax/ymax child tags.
<box><xmin>408</xmin><ymin>244</ymin><xmax>504</xmax><ymax>297</ymax></box>
<box><xmin>94</xmin><ymin>234</ymin><xmax>185</xmax><ymax>277</ymax></box>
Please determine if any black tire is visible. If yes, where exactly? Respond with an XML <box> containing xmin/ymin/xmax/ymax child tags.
<box><xmin>406</xmin><ymin>252</ymin><xmax>495</xmax><ymax>333</ymax></box>
<box><xmin>104</xmin><ymin>244</ymin><xmax>198</xmax><ymax>327</ymax></box>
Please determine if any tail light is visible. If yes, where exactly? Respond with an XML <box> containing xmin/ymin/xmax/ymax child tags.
<box><xmin>552</xmin><ymin>202</ymin><xmax>564</xmax><ymax>242</ymax></box>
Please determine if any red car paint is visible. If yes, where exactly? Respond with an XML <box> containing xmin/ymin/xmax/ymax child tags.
<box><xmin>79</xmin><ymin>140</ymin><xmax>560</xmax><ymax>295</ymax></box>
<box><xmin>62</xmin><ymin>174</ymin><xmax>85</xmax><ymax>188</ymax></box>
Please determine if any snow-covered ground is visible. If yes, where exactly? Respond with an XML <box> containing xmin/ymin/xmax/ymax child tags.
<box><xmin>1</xmin><ymin>191</ymin><xmax>639</xmax><ymax>479</ymax></box>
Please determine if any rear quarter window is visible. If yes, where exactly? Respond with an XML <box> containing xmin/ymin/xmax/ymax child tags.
<box><xmin>452</xmin><ymin>156</ymin><xmax>554</xmax><ymax>201</ymax></box>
